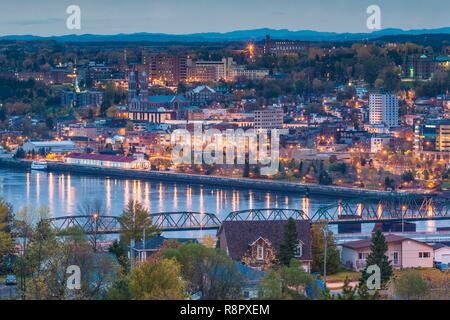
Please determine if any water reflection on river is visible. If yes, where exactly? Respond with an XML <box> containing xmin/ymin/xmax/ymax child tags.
<box><xmin>0</xmin><ymin>169</ymin><xmax>332</xmax><ymax>221</ymax></box>
<box><xmin>0</xmin><ymin>169</ymin><xmax>447</xmax><ymax>234</ymax></box>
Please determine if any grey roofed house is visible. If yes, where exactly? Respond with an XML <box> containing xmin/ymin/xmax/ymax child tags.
<box><xmin>237</xmin><ymin>262</ymin><xmax>266</xmax><ymax>300</ymax></box>
<box><xmin>131</xmin><ymin>235</ymin><xmax>198</xmax><ymax>262</ymax></box>
<box><xmin>218</xmin><ymin>220</ymin><xmax>312</xmax><ymax>272</ymax></box>
<box><xmin>340</xmin><ymin>234</ymin><xmax>432</xmax><ymax>251</ymax></box>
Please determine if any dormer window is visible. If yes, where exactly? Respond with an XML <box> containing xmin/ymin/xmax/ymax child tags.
<box><xmin>257</xmin><ymin>245</ymin><xmax>264</xmax><ymax>261</ymax></box>
<box><xmin>294</xmin><ymin>241</ymin><xmax>303</xmax><ymax>258</ymax></box>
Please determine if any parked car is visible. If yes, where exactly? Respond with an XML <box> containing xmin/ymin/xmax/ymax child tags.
<box><xmin>437</xmin><ymin>263</ymin><xmax>449</xmax><ymax>271</ymax></box>
<box><xmin>4</xmin><ymin>274</ymin><xmax>17</xmax><ymax>286</ymax></box>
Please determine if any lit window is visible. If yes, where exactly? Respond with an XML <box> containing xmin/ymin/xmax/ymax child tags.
<box><xmin>256</xmin><ymin>245</ymin><xmax>264</xmax><ymax>261</ymax></box>
<box><xmin>294</xmin><ymin>242</ymin><xmax>303</xmax><ymax>258</ymax></box>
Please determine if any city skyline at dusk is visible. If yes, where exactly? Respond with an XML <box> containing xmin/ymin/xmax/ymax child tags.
<box><xmin>1</xmin><ymin>0</ymin><xmax>450</xmax><ymax>305</ymax></box>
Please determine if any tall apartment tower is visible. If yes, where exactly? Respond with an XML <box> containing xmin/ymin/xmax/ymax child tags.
<box><xmin>143</xmin><ymin>53</ymin><xmax>187</xmax><ymax>86</ymax></box>
<box><xmin>369</xmin><ymin>93</ymin><xmax>399</xmax><ymax>128</ymax></box>
<box><xmin>254</xmin><ymin>107</ymin><xmax>284</xmax><ymax>130</ymax></box>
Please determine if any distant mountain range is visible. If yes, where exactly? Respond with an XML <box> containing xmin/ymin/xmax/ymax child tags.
<box><xmin>1</xmin><ymin>27</ymin><xmax>450</xmax><ymax>43</ymax></box>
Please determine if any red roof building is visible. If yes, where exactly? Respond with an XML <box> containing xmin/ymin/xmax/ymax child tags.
<box><xmin>64</xmin><ymin>153</ymin><xmax>150</xmax><ymax>169</ymax></box>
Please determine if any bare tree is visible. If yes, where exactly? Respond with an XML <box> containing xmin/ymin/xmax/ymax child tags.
<box><xmin>77</xmin><ymin>199</ymin><xmax>106</xmax><ymax>252</ymax></box>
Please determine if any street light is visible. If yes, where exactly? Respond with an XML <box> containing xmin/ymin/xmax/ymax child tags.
<box><xmin>401</xmin><ymin>206</ymin><xmax>407</xmax><ymax>233</ymax></box>
<box><xmin>323</xmin><ymin>223</ymin><xmax>329</xmax><ymax>286</ymax></box>
<box><xmin>92</xmin><ymin>213</ymin><xmax>99</xmax><ymax>252</ymax></box>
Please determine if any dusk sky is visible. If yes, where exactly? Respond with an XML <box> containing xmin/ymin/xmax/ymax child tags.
<box><xmin>1</xmin><ymin>0</ymin><xmax>449</xmax><ymax>36</ymax></box>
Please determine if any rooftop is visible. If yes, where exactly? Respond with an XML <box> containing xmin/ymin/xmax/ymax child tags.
<box><xmin>191</xmin><ymin>85</ymin><xmax>216</xmax><ymax>94</ymax></box>
<box><xmin>132</xmin><ymin>235</ymin><xmax>198</xmax><ymax>251</ymax></box>
<box><xmin>341</xmin><ymin>234</ymin><xmax>432</xmax><ymax>250</ymax></box>
<box><xmin>148</xmin><ymin>95</ymin><xmax>186</xmax><ymax>103</ymax></box>
<box><xmin>26</xmin><ymin>140</ymin><xmax>76</xmax><ymax>147</ymax></box>
<box><xmin>219</xmin><ymin>220</ymin><xmax>312</xmax><ymax>261</ymax></box>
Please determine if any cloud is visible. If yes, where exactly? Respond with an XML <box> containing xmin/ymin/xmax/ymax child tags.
<box><xmin>3</xmin><ymin>17</ymin><xmax>64</xmax><ymax>26</ymax></box>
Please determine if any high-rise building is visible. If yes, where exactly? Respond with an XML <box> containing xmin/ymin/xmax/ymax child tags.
<box><xmin>414</xmin><ymin>119</ymin><xmax>450</xmax><ymax>161</ymax></box>
<box><xmin>60</xmin><ymin>71</ymin><xmax>103</xmax><ymax>108</ymax></box>
<box><xmin>143</xmin><ymin>53</ymin><xmax>187</xmax><ymax>86</ymax></box>
<box><xmin>369</xmin><ymin>93</ymin><xmax>399</xmax><ymax>128</ymax></box>
<box><xmin>404</xmin><ymin>54</ymin><xmax>434</xmax><ymax>80</ymax></box>
<box><xmin>264</xmin><ymin>35</ymin><xmax>309</xmax><ymax>56</ymax></box>
<box><xmin>187</xmin><ymin>58</ymin><xmax>235</xmax><ymax>82</ymax></box>
<box><xmin>415</xmin><ymin>120</ymin><xmax>450</xmax><ymax>152</ymax></box>
<box><xmin>254</xmin><ymin>107</ymin><xmax>284</xmax><ymax>130</ymax></box>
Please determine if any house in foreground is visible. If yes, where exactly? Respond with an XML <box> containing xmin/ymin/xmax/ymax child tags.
<box><xmin>237</xmin><ymin>263</ymin><xmax>266</xmax><ymax>300</ymax></box>
<box><xmin>131</xmin><ymin>235</ymin><xmax>198</xmax><ymax>262</ymax></box>
<box><xmin>341</xmin><ymin>234</ymin><xmax>434</xmax><ymax>271</ymax></box>
<box><xmin>433</xmin><ymin>243</ymin><xmax>450</xmax><ymax>265</ymax></box>
<box><xmin>217</xmin><ymin>220</ymin><xmax>312</xmax><ymax>272</ymax></box>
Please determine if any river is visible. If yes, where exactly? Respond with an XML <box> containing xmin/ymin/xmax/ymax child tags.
<box><xmin>0</xmin><ymin>167</ymin><xmax>332</xmax><ymax>219</ymax></box>
<box><xmin>0</xmin><ymin>168</ymin><xmax>445</xmax><ymax>236</ymax></box>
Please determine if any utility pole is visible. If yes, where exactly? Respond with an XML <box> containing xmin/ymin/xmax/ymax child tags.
<box><xmin>142</xmin><ymin>226</ymin><xmax>146</xmax><ymax>262</ymax></box>
<box><xmin>323</xmin><ymin>223</ymin><xmax>329</xmax><ymax>285</ymax></box>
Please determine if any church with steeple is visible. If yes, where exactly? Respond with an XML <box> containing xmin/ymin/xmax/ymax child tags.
<box><xmin>127</xmin><ymin>70</ymin><xmax>188</xmax><ymax>123</ymax></box>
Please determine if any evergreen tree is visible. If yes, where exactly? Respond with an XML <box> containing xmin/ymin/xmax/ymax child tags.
<box><xmin>295</xmin><ymin>161</ymin><xmax>304</xmax><ymax>178</ymax></box>
<box><xmin>311</xmin><ymin>224</ymin><xmax>341</xmax><ymax>275</ymax></box>
<box><xmin>278</xmin><ymin>218</ymin><xmax>298</xmax><ymax>266</ymax></box>
<box><xmin>109</xmin><ymin>240</ymin><xmax>130</xmax><ymax>273</ymax></box>
<box><xmin>357</xmin><ymin>283</ymin><xmax>377</xmax><ymax>300</ymax></box>
<box><xmin>319</xmin><ymin>170</ymin><xmax>333</xmax><ymax>185</ymax></box>
<box><xmin>252</xmin><ymin>165</ymin><xmax>261</xmax><ymax>178</ymax></box>
<box><xmin>242</xmin><ymin>161</ymin><xmax>250</xmax><ymax>178</ymax></box>
<box><xmin>338</xmin><ymin>277</ymin><xmax>356</xmax><ymax>300</ymax></box>
<box><xmin>288</xmin><ymin>159</ymin><xmax>296</xmax><ymax>170</ymax></box>
<box><xmin>384</xmin><ymin>176</ymin><xmax>395</xmax><ymax>190</ymax></box>
<box><xmin>15</xmin><ymin>147</ymin><xmax>26</xmax><ymax>159</ymax></box>
<box><xmin>359</xmin><ymin>230</ymin><xmax>393</xmax><ymax>289</ymax></box>
<box><xmin>118</xmin><ymin>201</ymin><xmax>159</xmax><ymax>245</ymax></box>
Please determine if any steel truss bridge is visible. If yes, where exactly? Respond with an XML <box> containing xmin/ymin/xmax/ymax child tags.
<box><xmin>45</xmin><ymin>211</ymin><xmax>222</xmax><ymax>235</ymax></box>
<box><xmin>224</xmin><ymin>208</ymin><xmax>307</xmax><ymax>222</ymax></box>
<box><xmin>311</xmin><ymin>195</ymin><xmax>450</xmax><ymax>224</ymax></box>
<box><xmin>39</xmin><ymin>195</ymin><xmax>450</xmax><ymax>235</ymax></box>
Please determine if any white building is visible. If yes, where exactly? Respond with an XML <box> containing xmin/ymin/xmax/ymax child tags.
<box><xmin>254</xmin><ymin>107</ymin><xmax>284</xmax><ymax>130</ymax></box>
<box><xmin>187</xmin><ymin>58</ymin><xmax>235</xmax><ymax>82</ymax></box>
<box><xmin>64</xmin><ymin>153</ymin><xmax>150</xmax><ymax>169</ymax></box>
<box><xmin>433</xmin><ymin>243</ymin><xmax>450</xmax><ymax>265</ymax></box>
<box><xmin>22</xmin><ymin>140</ymin><xmax>78</xmax><ymax>154</ymax></box>
<box><xmin>231</xmin><ymin>66</ymin><xmax>270</xmax><ymax>81</ymax></box>
<box><xmin>369</xmin><ymin>93</ymin><xmax>399</xmax><ymax>128</ymax></box>
<box><xmin>341</xmin><ymin>235</ymin><xmax>434</xmax><ymax>271</ymax></box>
<box><xmin>370</xmin><ymin>135</ymin><xmax>391</xmax><ymax>153</ymax></box>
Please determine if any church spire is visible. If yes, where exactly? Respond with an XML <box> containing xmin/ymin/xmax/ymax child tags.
<box><xmin>128</xmin><ymin>70</ymin><xmax>137</xmax><ymax>102</ymax></box>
